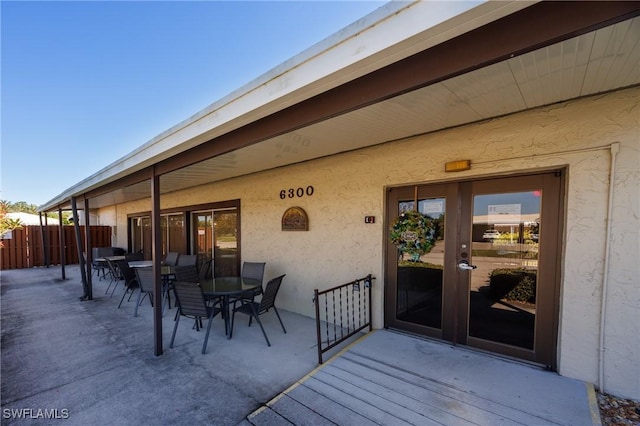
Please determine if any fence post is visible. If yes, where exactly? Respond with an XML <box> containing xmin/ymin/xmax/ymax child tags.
<box><xmin>367</xmin><ymin>274</ymin><xmax>373</xmax><ymax>332</ymax></box>
<box><xmin>59</xmin><ymin>209</ymin><xmax>66</xmax><ymax>279</ymax></box>
<box><xmin>314</xmin><ymin>289</ymin><xmax>323</xmax><ymax>364</ymax></box>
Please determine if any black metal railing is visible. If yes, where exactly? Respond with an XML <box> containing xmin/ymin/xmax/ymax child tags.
<box><xmin>313</xmin><ymin>274</ymin><xmax>374</xmax><ymax>364</ymax></box>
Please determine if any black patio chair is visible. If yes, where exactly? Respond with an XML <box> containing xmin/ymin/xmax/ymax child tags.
<box><xmin>116</xmin><ymin>260</ymin><xmax>139</xmax><ymax>309</ymax></box>
<box><xmin>177</xmin><ymin>254</ymin><xmax>197</xmax><ymax>267</ymax></box>
<box><xmin>173</xmin><ymin>264</ymin><xmax>199</xmax><ymax>283</ymax></box>
<box><xmin>91</xmin><ymin>247</ymin><xmax>109</xmax><ymax>281</ymax></box>
<box><xmin>242</xmin><ymin>262</ymin><xmax>266</xmax><ymax>296</ymax></box>
<box><xmin>164</xmin><ymin>251</ymin><xmax>179</xmax><ymax>266</ymax></box>
<box><xmin>198</xmin><ymin>258</ymin><xmax>213</xmax><ymax>282</ymax></box>
<box><xmin>133</xmin><ymin>267</ymin><xmax>155</xmax><ymax>317</ymax></box>
<box><xmin>173</xmin><ymin>263</ymin><xmax>223</xmax><ymax>312</ymax></box>
<box><xmin>170</xmin><ymin>281</ymin><xmax>222</xmax><ymax>354</ymax></box>
<box><xmin>230</xmin><ymin>261</ymin><xmax>265</xmax><ymax>306</ymax></box>
<box><xmin>230</xmin><ymin>274</ymin><xmax>286</xmax><ymax>346</ymax></box>
<box><xmin>105</xmin><ymin>258</ymin><xmax>123</xmax><ymax>296</ymax></box>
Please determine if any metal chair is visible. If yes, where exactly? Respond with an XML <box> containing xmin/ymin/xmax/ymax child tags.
<box><xmin>164</xmin><ymin>252</ymin><xmax>179</xmax><ymax>266</ymax></box>
<box><xmin>170</xmin><ymin>281</ymin><xmax>222</xmax><ymax>354</ymax></box>
<box><xmin>231</xmin><ymin>261</ymin><xmax>265</xmax><ymax>305</ymax></box>
<box><xmin>105</xmin><ymin>258</ymin><xmax>123</xmax><ymax>296</ymax></box>
<box><xmin>177</xmin><ymin>254</ymin><xmax>197</xmax><ymax>267</ymax></box>
<box><xmin>230</xmin><ymin>274</ymin><xmax>286</xmax><ymax>346</ymax></box>
<box><xmin>116</xmin><ymin>260</ymin><xmax>139</xmax><ymax>309</ymax></box>
<box><xmin>198</xmin><ymin>259</ymin><xmax>213</xmax><ymax>282</ymax></box>
<box><xmin>242</xmin><ymin>262</ymin><xmax>266</xmax><ymax>295</ymax></box>
<box><xmin>173</xmin><ymin>265</ymin><xmax>199</xmax><ymax>283</ymax></box>
<box><xmin>91</xmin><ymin>247</ymin><xmax>109</xmax><ymax>281</ymax></box>
<box><xmin>133</xmin><ymin>267</ymin><xmax>155</xmax><ymax>317</ymax></box>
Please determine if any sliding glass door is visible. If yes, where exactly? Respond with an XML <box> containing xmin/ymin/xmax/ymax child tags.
<box><xmin>193</xmin><ymin>208</ymin><xmax>239</xmax><ymax>277</ymax></box>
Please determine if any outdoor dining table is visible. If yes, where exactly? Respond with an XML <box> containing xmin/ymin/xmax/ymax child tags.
<box><xmin>127</xmin><ymin>260</ymin><xmax>174</xmax><ymax>275</ymax></box>
<box><xmin>103</xmin><ymin>255</ymin><xmax>126</xmax><ymax>262</ymax></box>
<box><xmin>200</xmin><ymin>277</ymin><xmax>262</xmax><ymax>339</ymax></box>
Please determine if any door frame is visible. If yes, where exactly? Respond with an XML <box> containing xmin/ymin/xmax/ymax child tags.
<box><xmin>384</xmin><ymin>169</ymin><xmax>565</xmax><ymax>369</ymax></box>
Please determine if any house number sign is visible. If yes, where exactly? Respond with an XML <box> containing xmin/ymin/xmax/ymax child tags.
<box><xmin>279</xmin><ymin>185</ymin><xmax>314</xmax><ymax>199</ymax></box>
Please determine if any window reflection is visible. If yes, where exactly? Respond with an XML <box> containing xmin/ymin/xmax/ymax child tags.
<box><xmin>469</xmin><ymin>191</ymin><xmax>540</xmax><ymax>349</ymax></box>
<box><xmin>396</xmin><ymin>197</ymin><xmax>445</xmax><ymax>330</ymax></box>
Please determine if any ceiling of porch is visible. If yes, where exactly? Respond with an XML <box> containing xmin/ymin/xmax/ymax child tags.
<box><xmin>80</xmin><ymin>16</ymin><xmax>640</xmax><ymax>210</ymax></box>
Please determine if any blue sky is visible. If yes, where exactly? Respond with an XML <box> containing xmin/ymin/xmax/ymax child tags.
<box><xmin>1</xmin><ymin>1</ymin><xmax>386</xmax><ymax>207</ymax></box>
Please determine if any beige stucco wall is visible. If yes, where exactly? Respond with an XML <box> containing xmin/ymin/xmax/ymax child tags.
<box><xmin>99</xmin><ymin>86</ymin><xmax>639</xmax><ymax>399</ymax></box>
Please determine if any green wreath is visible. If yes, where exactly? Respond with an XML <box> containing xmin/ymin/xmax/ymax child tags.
<box><xmin>390</xmin><ymin>210</ymin><xmax>438</xmax><ymax>262</ymax></box>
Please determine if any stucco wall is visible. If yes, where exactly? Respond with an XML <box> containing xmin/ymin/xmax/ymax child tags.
<box><xmin>99</xmin><ymin>87</ymin><xmax>639</xmax><ymax>399</ymax></box>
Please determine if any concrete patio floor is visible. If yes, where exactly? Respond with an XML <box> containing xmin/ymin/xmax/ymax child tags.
<box><xmin>1</xmin><ymin>266</ymin><xmax>599</xmax><ymax>425</ymax></box>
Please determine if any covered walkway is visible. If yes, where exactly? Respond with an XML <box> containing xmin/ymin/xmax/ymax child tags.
<box><xmin>1</xmin><ymin>267</ymin><xmax>598</xmax><ymax>425</ymax></box>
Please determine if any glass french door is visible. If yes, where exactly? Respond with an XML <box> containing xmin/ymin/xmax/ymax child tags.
<box><xmin>386</xmin><ymin>171</ymin><xmax>563</xmax><ymax>367</ymax></box>
<box><xmin>193</xmin><ymin>208</ymin><xmax>239</xmax><ymax>278</ymax></box>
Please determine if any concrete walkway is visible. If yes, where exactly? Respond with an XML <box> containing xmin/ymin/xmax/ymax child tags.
<box><xmin>1</xmin><ymin>266</ymin><xmax>599</xmax><ymax>425</ymax></box>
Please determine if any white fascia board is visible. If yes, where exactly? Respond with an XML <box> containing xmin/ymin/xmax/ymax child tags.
<box><xmin>40</xmin><ymin>0</ymin><xmax>535</xmax><ymax>211</ymax></box>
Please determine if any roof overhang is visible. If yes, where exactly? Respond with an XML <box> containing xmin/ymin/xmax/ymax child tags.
<box><xmin>39</xmin><ymin>1</ymin><xmax>640</xmax><ymax>212</ymax></box>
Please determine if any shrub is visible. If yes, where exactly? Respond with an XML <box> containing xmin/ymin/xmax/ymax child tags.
<box><xmin>489</xmin><ymin>268</ymin><xmax>537</xmax><ymax>303</ymax></box>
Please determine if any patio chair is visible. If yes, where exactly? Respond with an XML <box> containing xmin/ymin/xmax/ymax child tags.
<box><xmin>177</xmin><ymin>254</ymin><xmax>197</xmax><ymax>267</ymax></box>
<box><xmin>231</xmin><ymin>261</ymin><xmax>266</xmax><ymax>305</ymax></box>
<box><xmin>198</xmin><ymin>259</ymin><xmax>213</xmax><ymax>282</ymax></box>
<box><xmin>116</xmin><ymin>260</ymin><xmax>139</xmax><ymax>309</ymax></box>
<box><xmin>105</xmin><ymin>258</ymin><xmax>123</xmax><ymax>296</ymax></box>
<box><xmin>230</xmin><ymin>274</ymin><xmax>286</xmax><ymax>346</ymax></box>
<box><xmin>164</xmin><ymin>251</ymin><xmax>179</xmax><ymax>266</ymax></box>
<box><xmin>170</xmin><ymin>281</ymin><xmax>222</xmax><ymax>354</ymax></box>
<box><xmin>173</xmin><ymin>264</ymin><xmax>199</xmax><ymax>283</ymax></box>
<box><xmin>242</xmin><ymin>262</ymin><xmax>266</xmax><ymax>293</ymax></box>
<box><xmin>91</xmin><ymin>247</ymin><xmax>109</xmax><ymax>280</ymax></box>
<box><xmin>168</xmin><ymin>264</ymin><xmax>195</xmax><ymax>311</ymax></box>
<box><xmin>133</xmin><ymin>267</ymin><xmax>155</xmax><ymax>317</ymax></box>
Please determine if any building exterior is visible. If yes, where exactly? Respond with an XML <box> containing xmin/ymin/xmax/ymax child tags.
<box><xmin>39</xmin><ymin>2</ymin><xmax>639</xmax><ymax>399</ymax></box>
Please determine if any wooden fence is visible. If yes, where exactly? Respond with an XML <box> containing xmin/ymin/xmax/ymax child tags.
<box><xmin>0</xmin><ymin>225</ymin><xmax>112</xmax><ymax>270</ymax></box>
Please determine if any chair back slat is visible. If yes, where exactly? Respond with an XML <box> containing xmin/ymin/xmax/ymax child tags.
<box><xmin>242</xmin><ymin>262</ymin><xmax>265</xmax><ymax>283</ymax></box>
<box><xmin>116</xmin><ymin>260</ymin><xmax>138</xmax><ymax>289</ymax></box>
<box><xmin>177</xmin><ymin>254</ymin><xmax>197</xmax><ymax>266</ymax></box>
<box><xmin>241</xmin><ymin>262</ymin><xmax>266</xmax><ymax>297</ymax></box>
<box><xmin>106</xmin><ymin>258</ymin><xmax>122</xmax><ymax>280</ymax></box>
<box><xmin>164</xmin><ymin>252</ymin><xmax>180</xmax><ymax>266</ymax></box>
<box><xmin>258</xmin><ymin>274</ymin><xmax>285</xmax><ymax>313</ymax></box>
<box><xmin>172</xmin><ymin>281</ymin><xmax>209</xmax><ymax>317</ymax></box>
<box><xmin>198</xmin><ymin>259</ymin><xmax>213</xmax><ymax>282</ymax></box>
<box><xmin>134</xmin><ymin>267</ymin><xmax>155</xmax><ymax>293</ymax></box>
<box><xmin>173</xmin><ymin>265</ymin><xmax>199</xmax><ymax>283</ymax></box>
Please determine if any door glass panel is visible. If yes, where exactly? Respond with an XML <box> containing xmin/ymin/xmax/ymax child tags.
<box><xmin>396</xmin><ymin>197</ymin><xmax>446</xmax><ymax>329</ymax></box>
<box><xmin>193</xmin><ymin>209</ymin><xmax>239</xmax><ymax>277</ymax></box>
<box><xmin>213</xmin><ymin>210</ymin><xmax>238</xmax><ymax>277</ymax></box>
<box><xmin>194</xmin><ymin>212</ymin><xmax>213</xmax><ymax>267</ymax></box>
<box><xmin>160</xmin><ymin>216</ymin><xmax>167</xmax><ymax>256</ymax></box>
<box><xmin>469</xmin><ymin>191</ymin><xmax>541</xmax><ymax>349</ymax></box>
<box><xmin>167</xmin><ymin>214</ymin><xmax>186</xmax><ymax>254</ymax></box>
<box><xmin>130</xmin><ymin>216</ymin><xmax>151</xmax><ymax>259</ymax></box>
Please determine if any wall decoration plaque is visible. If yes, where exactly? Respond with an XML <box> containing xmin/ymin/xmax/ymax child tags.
<box><xmin>282</xmin><ymin>206</ymin><xmax>309</xmax><ymax>231</ymax></box>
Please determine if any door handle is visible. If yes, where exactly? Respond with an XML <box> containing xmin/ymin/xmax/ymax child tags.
<box><xmin>458</xmin><ymin>261</ymin><xmax>477</xmax><ymax>271</ymax></box>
